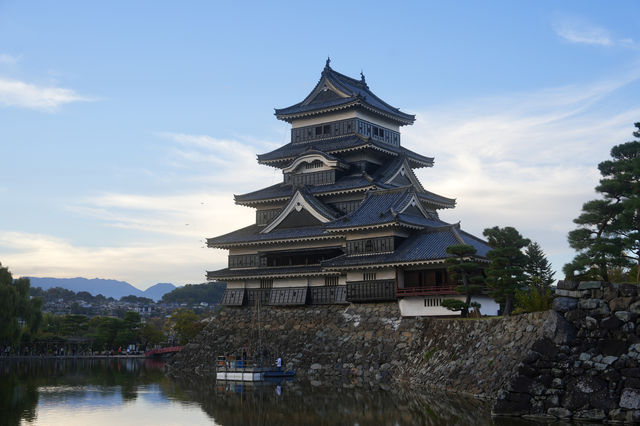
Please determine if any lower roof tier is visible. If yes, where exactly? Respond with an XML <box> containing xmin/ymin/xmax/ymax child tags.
<box><xmin>207</xmin><ymin>224</ymin><xmax>491</xmax><ymax>281</ymax></box>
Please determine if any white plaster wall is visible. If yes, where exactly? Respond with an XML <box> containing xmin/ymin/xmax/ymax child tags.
<box><xmin>226</xmin><ymin>280</ymin><xmax>245</xmax><ymax>289</ymax></box>
<box><xmin>471</xmin><ymin>296</ymin><xmax>500</xmax><ymax>316</ymax></box>
<box><xmin>399</xmin><ymin>296</ymin><xmax>465</xmax><ymax>317</ymax></box>
<box><xmin>346</xmin><ymin>269</ymin><xmax>395</xmax><ymax>281</ymax></box>
<box><xmin>291</xmin><ymin>111</ymin><xmax>356</xmax><ymax>128</ymax></box>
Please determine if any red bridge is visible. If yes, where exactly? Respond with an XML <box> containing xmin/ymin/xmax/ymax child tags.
<box><xmin>145</xmin><ymin>346</ymin><xmax>184</xmax><ymax>358</ymax></box>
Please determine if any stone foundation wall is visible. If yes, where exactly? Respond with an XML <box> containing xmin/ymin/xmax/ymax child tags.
<box><xmin>493</xmin><ymin>281</ymin><xmax>640</xmax><ymax>423</ymax></box>
<box><xmin>168</xmin><ymin>303</ymin><xmax>550</xmax><ymax>399</ymax></box>
<box><xmin>169</xmin><ymin>282</ymin><xmax>640</xmax><ymax>423</ymax></box>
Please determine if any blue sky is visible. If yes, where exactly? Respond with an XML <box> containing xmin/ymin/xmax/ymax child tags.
<box><xmin>0</xmin><ymin>1</ymin><xmax>639</xmax><ymax>289</ymax></box>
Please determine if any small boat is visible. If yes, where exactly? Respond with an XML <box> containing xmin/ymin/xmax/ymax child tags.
<box><xmin>216</xmin><ymin>355</ymin><xmax>294</xmax><ymax>382</ymax></box>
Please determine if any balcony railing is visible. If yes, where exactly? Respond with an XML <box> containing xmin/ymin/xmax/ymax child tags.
<box><xmin>346</xmin><ymin>280</ymin><xmax>396</xmax><ymax>302</ymax></box>
<box><xmin>396</xmin><ymin>285</ymin><xmax>458</xmax><ymax>297</ymax></box>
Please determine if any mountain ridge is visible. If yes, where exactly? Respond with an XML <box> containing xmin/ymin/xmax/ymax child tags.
<box><xmin>27</xmin><ymin>277</ymin><xmax>177</xmax><ymax>301</ymax></box>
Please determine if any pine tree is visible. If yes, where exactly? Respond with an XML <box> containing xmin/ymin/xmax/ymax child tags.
<box><xmin>444</xmin><ymin>244</ymin><xmax>485</xmax><ymax>317</ymax></box>
<box><xmin>565</xmin><ymin>123</ymin><xmax>640</xmax><ymax>282</ymax></box>
<box><xmin>483</xmin><ymin>226</ymin><xmax>530</xmax><ymax>316</ymax></box>
<box><xmin>524</xmin><ymin>242</ymin><xmax>555</xmax><ymax>290</ymax></box>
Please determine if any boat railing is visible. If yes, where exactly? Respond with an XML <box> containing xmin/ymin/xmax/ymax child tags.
<box><xmin>216</xmin><ymin>355</ymin><xmax>265</xmax><ymax>371</ymax></box>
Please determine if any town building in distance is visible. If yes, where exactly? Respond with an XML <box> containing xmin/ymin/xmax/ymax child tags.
<box><xmin>207</xmin><ymin>59</ymin><xmax>496</xmax><ymax>316</ymax></box>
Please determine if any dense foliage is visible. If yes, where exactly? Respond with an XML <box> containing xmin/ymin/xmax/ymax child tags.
<box><xmin>483</xmin><ymin>226</ymin><xmax>530</xmax><ymax>316</ymax></box>
<box><xmin>564</xmin><ymin>123</ymin><xmax>640</xmax><ymax>282</ymax></box>
<box><xmin>161</xmin><ymin>282</ymin><xmax>226</xmax><ymax>305</ymax></box>
<box><xmin>0</xmin><ymin>263</ymin><xmax>42</xmax><ymax>348</ymax></box>
<box><xmin>443</xmin><ymin>244</ymin><xmax>485</xmax><ymax>317</ymax></box>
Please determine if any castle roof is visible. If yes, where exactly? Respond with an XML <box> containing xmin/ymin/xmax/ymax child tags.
<box><xmin>324</xmin><ymin>187</ymin><xmax>445</xmax><ymax>231</ymax></box>
<box><xmin>275</xmin><ymin>59</ymin><xmax>415</xmax><ymax>126</ymax></box>
<box><xmin>322</xmin><ymin>226</ymin><xmax>491</xmax><ymax>269</ymax></box>
<box><xmin>257</xmin><ymin>135</ymin><xmax>433</xmax><ymax>169</ymax></box>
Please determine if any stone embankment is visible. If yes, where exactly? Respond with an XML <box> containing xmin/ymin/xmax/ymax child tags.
<box><xmin>168</xmin><ymin>304</ymin><xmax>550</xmax><ymax>397</ymax></box>
<box><xmin>168</xmin><ymin>281</ymin><xmax>640</xmax><ymax>423</ymax></box>
<box><xmin>492</xmin><ymin>281</ymin><xmax>640</xmax><ymax>423</ymax></box>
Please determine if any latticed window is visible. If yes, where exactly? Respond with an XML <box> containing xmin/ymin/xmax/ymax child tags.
<box><xmin>325</xmin><ymin>276</ymin><xmax>338</xmax><ymax>286</ymax></box>
<box><xmin>363</xmin><ymin>272</ymin><xmax>377</xmax><ymax>281</ymax></box>
<box><xmin>260</xmin><ymin>278</ymin><xmax>273</xmax><ymax>289</ymax></box>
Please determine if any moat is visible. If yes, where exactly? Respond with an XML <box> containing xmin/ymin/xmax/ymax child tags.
<box><xmin>0</xmin><ymin>358</ymin><xmax>543</xmax><ymax>426</ymax></box>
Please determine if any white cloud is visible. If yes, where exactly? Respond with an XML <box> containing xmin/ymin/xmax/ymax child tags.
<box><xmin>0</xmin><ymin>231</ymin><xmax>225</xmax><ymax>289</ymax></box>
<box><xmin>0</xmin><ymin>77</ymin><xmax>93</xmax><ymax>111</ymax></box>
<box><xmin>0</xmin><ymin>54</ymin><xmax>20</xmax><ymax>64</ymax></box>
<box><xmin>553</xmin><ymin>18</ymin><xmax>639</xmax><ymax>49</ymax></box>
<box><xmin>405</xmin><ymin>73</ymin><xmax>640</xmax><ymax>275</ymax></box>
<box><xmin>553</xmin><ymin>18</ymin><xmax>612</xmax><ymax>46</ymax></box>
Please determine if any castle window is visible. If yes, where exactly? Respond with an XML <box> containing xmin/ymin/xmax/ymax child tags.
<box><xmin>323</xmin><ymin>124</ymin><xmax>331</xmax><ymax>134</ymax></box>
<box><xmin>363</xmin><ymin>272</ymin><xmax>376</xmax><ymax>281</ymax></box>
<box><xmin>325</xmin><ymin>276</ymin><xmax>338</xmax><ymax>286</ymax></box>
<box><xmin>260</xmin><ymin>278</ymin><xmax>273</xmax><ymax>289</ymax></box>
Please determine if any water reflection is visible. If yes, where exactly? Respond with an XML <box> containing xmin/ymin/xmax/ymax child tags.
<box><xmin>0</xmin><ymin>359</ymin><xmax>549</xmax><ymax>426</ymax></box>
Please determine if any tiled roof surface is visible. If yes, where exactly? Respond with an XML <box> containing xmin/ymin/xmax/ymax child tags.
<box><xmin>234</xmin><ymin>173</ymin><xmax>373</xmax><ymax>203</ymax></box>
<box><xmin>207</xmin><ymin>265</ymin><xmax>328</xmax><ymax>279</ymax></box>
<box><xmin>325</xmin><ymin>187</ymin><xmax>445</xmax><ymax>230</ymax></box>
<box><xmin>275</xmin><ymin>64</ymin><xmax>415</xmax><ymax>125</ymax></box>
<box><xmin>257</xmin><ymin>135</ymin><xmax>433</xmax><ymax>168</ymax></box>
<box><xmin>322</xmin><ymin>227</ymin><xmax>491</xmax><ymax>267</ymax></box>
<box><xmin>207</xmin><ymin>224</ymin><xmax>332</xmax><ymax>246</ymax></box>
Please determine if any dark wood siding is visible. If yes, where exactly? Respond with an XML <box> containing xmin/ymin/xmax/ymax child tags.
<box><xmin>220</xmin><ymin>289</ymin><xmax>245</xmax><ymax>306</ymax></box>
<box><xmin>309</xmin><ymin>286</ymin><xmax>347</xmax><ymax>304</ymax></box>
<box><xmin>346</xmin><ymin>280</ymin><xmax>396</xmax><ymax>302</ymax></box>
<box><xmin>228</xmin><ymin>254</ymin><xmax>259</xmax><ymax>268</ymax></box>
<box><xmin>256</xmin><ymin>208</ymin><xmax>281</xmax><ymax>226</ymax></box>
<box><xmin>291</xmin><ymin>118</ymin><xmax>356</xmax><ymax>143</ymax></box>
<box><xmin>269</xmin><ymin>287</ymin><xmax>308</xmax><ymax>305</ymax></box>
<box><xmin>346</xmin><ymin>236</ymin><xmax>395</xmax><ymax>255</ymax></box>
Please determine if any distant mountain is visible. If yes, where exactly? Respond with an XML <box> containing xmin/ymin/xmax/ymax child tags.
<box><xmin>142</xmin><ymin>282</ymin><xmax>177</xmax><ymax>301</ymax></box>
<box><xmin>27</xmin><ymin>277</ymin><xmax>176</xmax><ymax>301</ymax></box>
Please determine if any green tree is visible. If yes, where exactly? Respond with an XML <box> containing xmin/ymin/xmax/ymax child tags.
<box><xmin>140</xmin><ymin>317</ymin><xmax>165</xmax><ymax>348</ymax></box>
<box><xmin>443</xmin><ymin>244</ymin><xmax>485</xmax><ymax>317</ymax></box>
<box><xmin>565</xmin><ymin>123</ymin><xmax>640</xmax><ymax>282</ymax></box>
<box><xmin>166</xmin><ymin>309</ymin><xmax>204</xmax><ymax>345</ymax></box>
<box><xmin>524</xmin><ymin>242</ymin><xmax>555</xmax><ymax>289</ymax></box>
<box><xmin>0</xmin><ymin>263</ymin><xmax>42</xmax><ymax>349</ymax></box>
<box><xmin>483</xmin><ymin>226</ymin><xmax>530</xmax><ymax>316</ymax></box>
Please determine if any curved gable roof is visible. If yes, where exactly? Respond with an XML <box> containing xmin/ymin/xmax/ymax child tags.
<box><xmin>275</xmin><ymin>60</ymin><xmax>415</xmax><ymax>126</ymax></box>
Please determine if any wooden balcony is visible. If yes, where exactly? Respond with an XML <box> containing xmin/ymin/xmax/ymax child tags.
<box><xmin>309</xmin><ymin>286</ymin><xmax>347</xmax><ymax>305</ymax></box>
<box><xmin>396</xmin><ymin>285</ymin><xmax>458</xmax><ymax>297</ymax></box>
<box><xmin>346</xmin><ymin>280</ymin><xmax>396</xmax><ymax>302</ymax></box>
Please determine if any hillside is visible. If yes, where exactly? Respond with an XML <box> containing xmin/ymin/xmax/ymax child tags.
<box><xmin>27</xmin><ymin>277</ymin><xmax>176</xmax><ymax>301</ymax></box>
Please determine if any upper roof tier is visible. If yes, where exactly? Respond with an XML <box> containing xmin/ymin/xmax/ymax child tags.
<box><xmin>257</xmin><ymin>134</ymin><xmax>433</xmax><ymax>169</ymax></box>
<box><xmin>275</xmin><ymin>59</ymin><xmax>415</xmax><ymax>126</ymax></box>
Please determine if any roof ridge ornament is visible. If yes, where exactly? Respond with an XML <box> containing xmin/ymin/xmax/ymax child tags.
<box><xmin>324</xmin><ymin>56</ymin><xmax>331</xmax><ymax>71</ymax></box>
<box><xmin>360</xmin><ymin>70</ymin><xmax>368</xmax><ymax>89</ymax></box>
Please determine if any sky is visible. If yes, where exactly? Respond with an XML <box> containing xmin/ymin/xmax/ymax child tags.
<box><xmin>0</xmin><ymin>1</ymin><xmax>639</xmax><ymax>290</ymax></box>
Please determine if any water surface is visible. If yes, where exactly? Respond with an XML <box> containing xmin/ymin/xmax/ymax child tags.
<box><xmin>0</xmin><ymin>358</ymin><xmax>542</xmax><ymax>425</ymax></box>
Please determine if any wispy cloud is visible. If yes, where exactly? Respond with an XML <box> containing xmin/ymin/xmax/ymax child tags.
<box><xmin>553</xmin><ymin>17</ymin><xmax>638</xmax><ymax>49</ymax></box>
<box><xmin>0</xmin><ymin>231</ymin><xmax>222</xmax><ymax>288</ymax></box>
<box><xmin>0</xmin><ymin>54</ymin><xmax>20</xmax><ymax>64</ymax></box>
<box><xmin>405</xmin><ymin>73</ymin><xmax>640</xmax><ymax>273</ymax></box>
<box><xmin>0</xmin><ymin>77</ymin><xmax>93</xmax><ymax>111</ymax></box>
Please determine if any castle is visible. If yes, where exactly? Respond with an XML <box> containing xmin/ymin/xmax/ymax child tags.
<box><xmin>207</xmin><ymin>60</ymin><xmax>496</xmax><ymax>316</ymax></box>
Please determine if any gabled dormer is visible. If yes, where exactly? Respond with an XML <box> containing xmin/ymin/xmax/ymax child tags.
<box><xmin>261</xmin><ymin>190</ymin><xmax>337</xmax><ymax>233</ymax></box>
<box><xmin>282</xmin><ymin>150</ymin><xmax>349</xmax><ymax>187</ymax></box>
